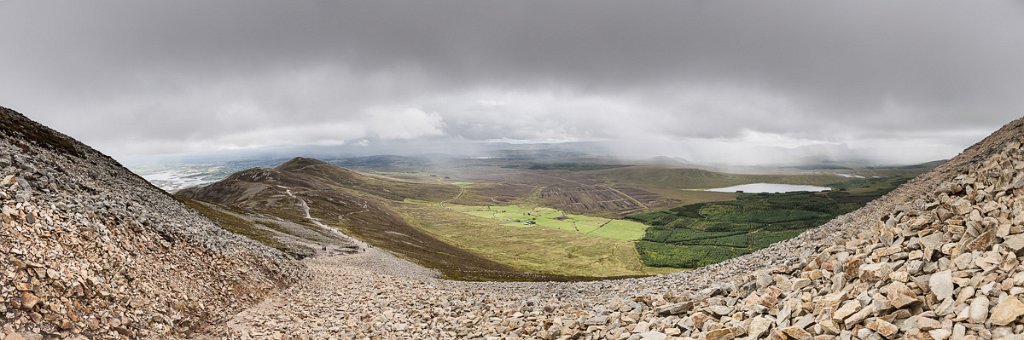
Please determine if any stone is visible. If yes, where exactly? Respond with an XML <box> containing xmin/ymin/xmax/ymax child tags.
<box><xmin>859</xmin><ymin>263</ymin><xmax>891</xmax><ymax>282</ymax></box>
<box><xmin>928</xmin><ymin>329</ymin><xmax>951</xmax><ymax>340</ymax></box>
<box><xmin>883</xmin><ymin>281</ymin><xmax>919</xmax><ymax>309</ymax></box>
<box><xmin>867</xmin><ymin>319</ymin><xmax>898</xmax><ymax>338</ymax></box>
<box><xmin>655</xmin><ymin>302</ymin><xmax>692</xmax><ymax>316</ymax></box>
<box><xmin>791</xmin><ymin>278</ymin><xmax>811</xmax><ymax>290</ymax></box>
<box><xmin>638</xmin><ymin>331</ymin><xmax>666</xmax><ymax>340</ymax></box>
<box><xmin>20</xmin><ymin>292</ymin><xmax>40</xmax><ymax>309</ymax></box>
<box><xmin>844</xmin><ymin>305</ymin><xmax>876</xmax><ymax>328</ymax></box>
<box><xmin>708</xmin><ymin>305</ymin><xmax>734</xmax><ymax>316</ymax></box>
<box><xmin>584</xmin><ymin>315</ymin><xmax>608</xmax><ymax>325</ymax></box>
<box><xmin>929</xmin><ymin>270</ymin><xmax>954</xmax><ymax>301</ymax></box>
<box><xmin>780</xmin><ymin>326</ymin><xmax>811</xmax><ymax>339</ymax></box>
<box><xmin>916</xmin><ymin>317</ymin><xmax>941</xmax><ymax>331</ymax></box>
<box><xmin>1003</xmin><ymin>234</ymin><xmax>1024</xmax><ymax>254</ymax></box>
<box><xmin>952</xmin><ymin>253</ymin><xmax>974</xmax><ymax>270</ymax></box>
<box><xmin>969</xmin><ymin>297</ymin><xmax>989</xmax><ymax>323</ymax></box>
<box><xmin>952</xmin><ymin>198</ymin><xmax>973</xmax><ymax>215</ymax></box>
<box><xmin>819</xmin><ymin>318</ymin><xmax>841</xmax><ymax>335</ymax></box>
<box><xmin>793</xmin><ymin>314</ymin><xmax>813</xmax><ymax>330</ymax></box>
<box><xmin>748</xmin><ymin>316</ymin><xmax>772</xmax><ymax>338</ymax></box>
<box><xmin>990</xmin><ymin>296</ymin><xmax>1024</xmax><ymax>326</ymax></box>
<box><xmin>952</xmin><ymin>323</ymin><xmax>966</xmax><ymax>339</ymax></box>
<box><xmin>919</xmin><ymin>233</ymin><xmax>945</xmax><ymax>251</ymax></box>
<box><xmin>705</xmin><ymin>328</ymin><xmax>734</xmax><ymax>340</ymax></box>
<box><xmin>833</xmin><ymin>300</ymin><xmax>861</xmax><ymax>321</ymax></box>
<box><xmin>967</xmin><ymin>229</ymin><xmax>995</xmax><ymax>251</ymax></box>
<box><xmin>997</xmin><ymin>223</ymin><xmax>1012</xmax><ymax>238</ymax></box>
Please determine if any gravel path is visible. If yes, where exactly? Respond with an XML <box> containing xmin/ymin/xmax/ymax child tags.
<box><xmin>285</xmin><ymin>187</ymin><xmax>367</xmax><ymax>253</ymax></box>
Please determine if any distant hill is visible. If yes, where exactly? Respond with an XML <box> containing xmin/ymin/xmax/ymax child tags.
<box><xmin>325</xmin><ymin>154</ymin><xmax>433</xmax><ymax>172</ymax></box>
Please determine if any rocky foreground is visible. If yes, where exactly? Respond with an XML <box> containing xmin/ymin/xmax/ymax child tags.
<box><xmin>0</xmin><ymin>107</ymin><xmax>304</xmax><ymax>339</ymax></box>
<box><xmin>212</xmin><ymin>118</ymin><xmax>1024</xmax><ymax>339</ymax></box>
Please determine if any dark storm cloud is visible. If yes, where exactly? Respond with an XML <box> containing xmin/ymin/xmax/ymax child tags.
<box><xmin>1</xmin><ymin>0</ymin><xmax>1022</xmax><ymax>164</ymax></box>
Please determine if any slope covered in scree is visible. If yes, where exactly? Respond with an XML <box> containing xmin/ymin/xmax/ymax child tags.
<box><xmin>0</xmin><ymin>107</ymin><xmax>303</xmax><ymax>338</ymax></box>
<box><xmin>615</xmin><ymin>117</ymin><xmax>1024</xmax><ymax>339</ymax></box>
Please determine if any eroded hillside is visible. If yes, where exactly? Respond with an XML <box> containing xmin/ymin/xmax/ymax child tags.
<box><xmin>0</xmin><ymin>107</ymin><xmax>302</xmax><ymax>338</ymax></box>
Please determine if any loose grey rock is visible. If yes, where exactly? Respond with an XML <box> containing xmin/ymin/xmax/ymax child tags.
<box><xmin>929</xmin><ymin>270</ymin><xmax>954</xmax><ymax>301</ymax></box>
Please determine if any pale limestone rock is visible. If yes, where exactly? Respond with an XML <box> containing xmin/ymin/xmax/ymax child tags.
<box><xmin>705</xmin><ymin>328</ymin><xmax>734</xmax><ymax>340</ymax></box>
<box><xmin>990</xmin><ymin>296</ymin><xmax>1024</xmax><ymax>326</ymax></box>
<box><xmin>780</xmin><ymin>326</ymin><xmax>812</xmax><ymax>340</ymax></box>
<box><xmin>844</xmin><ymin>304</ymin><xmax>875</xmax><ymax>328</ymax></box>
<box><xmin>833</xmin><ymin>300</ymin><xmax>861</xmax><ymax>321</ymax></box>
<box><xmin>1003</xmin><ymin>234</ymin><xmax>1024</xmax><ymax>254</ymax></box>
<box><xmin>929</xmin><ymin>270</ymin><xmax>954</xmax><ymax>301</ymax></box>
<box><xmin>638</xmin><ymin>331</ymin><xmax>667</xmax><ymax>340</ymax></box>
<box><xmin>928</xmin><ymin>328</ymin><xmax>951</xmax><ymax>340</ymax></box>
<box><xmin>867</xmin><ymin>318</ymin><xmax>898</xmax><ymax>338</ymax></box>
<box><xmin>747</xmin><ymin>316</ymin><xmax>772</xmax><ymax>339</ymax></box>
<box><xmin>968</xmin><ymin>297</ymin><xmax>989</xmax><ymax>323</ymax></box>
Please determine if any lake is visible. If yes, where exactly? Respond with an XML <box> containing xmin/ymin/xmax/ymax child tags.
<box><xmin>705</xmin><ymin>183</ymin><xmax>831</xmax><ymax>193</ymax></box>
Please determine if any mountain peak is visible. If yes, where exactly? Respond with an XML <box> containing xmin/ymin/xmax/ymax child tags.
<box><xmin>276</xmin><ymin>156</ymin><xmax>330</xmax><ymax>171</ymax></box>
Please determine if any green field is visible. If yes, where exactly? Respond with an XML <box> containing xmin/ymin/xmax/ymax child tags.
<box><xmin>446</xmin><ymin>204</ymin><xmax>647</xmax><ymax>241</ymax></box>
<box><xmin>514</xmin><ymin>163</ymin><xmax>630</xmax><ymax>171</ymax></box>
<box><xmin>398</xmin><ymin>201</ymin><xmax>676</xmax><ymax>277</ymax></box>
<box><xmin>628</xmin><ymin>177</ymin><xmax>911</xmax><ymax>268</ymax></box>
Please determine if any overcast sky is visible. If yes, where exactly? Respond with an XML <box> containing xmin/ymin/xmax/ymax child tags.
<box><xmin>1</xmin><ymin>1</ymin><xmax>1022</xmax><ymax>166</ymax></box>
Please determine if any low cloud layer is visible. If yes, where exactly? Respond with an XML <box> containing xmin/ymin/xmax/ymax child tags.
<box><xmin>1</xmin><ymin>0</ymin><xmax>1022</xmax><ymax>165</ymax></box>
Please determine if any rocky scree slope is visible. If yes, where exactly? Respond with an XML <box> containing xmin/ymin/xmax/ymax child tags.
<box><xmin>585</xmin><ymin>118</ymin><xmax>1024</xmax><ymax>339</ymax></box>
<box><xmin>617</xmin><ymin>118</ymin><xmax>1024</xmax><ymax>339</ymax></box>
<box><xmin>0</xmin><ymin>107</ymin><xmax>304</xmax><ymax>338</ymax></box>
<box><xmin>221</xmin><ymin>117</ymin><xmax>1024</xmax><ymax>339</ymax></box>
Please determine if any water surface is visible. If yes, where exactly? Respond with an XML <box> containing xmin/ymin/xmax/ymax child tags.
<box><xmin>705</xmin><ymin>183</ymin><xmax>831</xmax><ymax>193</ymax></box>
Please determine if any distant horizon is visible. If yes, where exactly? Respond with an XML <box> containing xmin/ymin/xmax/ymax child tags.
<box><xmin>119</xmin><ymin>140</ymin><xmax>951</xmax><ymax>172</ymax></box>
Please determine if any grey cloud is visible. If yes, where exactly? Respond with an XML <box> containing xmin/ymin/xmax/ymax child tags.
<box><xmin>0</xmin><ymin>0</ymin><xmax>1022</xmax><ymax>164</ymax></box>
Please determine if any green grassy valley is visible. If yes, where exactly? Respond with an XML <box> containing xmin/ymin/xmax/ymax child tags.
<box><xmin>447</xmin><ymin>204</ymin><xmax>647</xmax><ymax>240</ymax></box>
<box><xmin>397</xmin><ymin>202</ymin><xmax>676</xmax><ymax>277</ymax></box>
